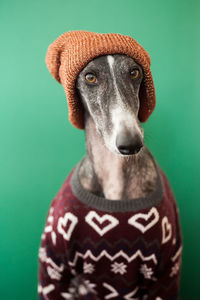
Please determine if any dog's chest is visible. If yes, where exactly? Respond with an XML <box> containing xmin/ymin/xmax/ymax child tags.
<box><xmin>66</xmin><ymin>205</ymin><xmax>174</xmax><ymax>268</ymax></box>
<box><xmin>55</xmin><ymin>196</ymin><xmax>177</xmax><ymax>298</ymax></box>
<box><xmin>39</xmin><ymin>165</ymin><xmax>182</xmax><ymax>299</ymax></box>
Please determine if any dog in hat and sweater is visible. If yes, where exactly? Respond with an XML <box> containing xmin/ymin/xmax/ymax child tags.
<box><xmin>38</xmin><ymin>31</ymin><xmax>182</xmax><ymax>300</ymax></box>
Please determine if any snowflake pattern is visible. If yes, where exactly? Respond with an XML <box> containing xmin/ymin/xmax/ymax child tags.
<box><xmin>140</xmin><ymin>264</ymin><xmax>154</xmax><ymax>279</ymax></box>
<box><xmin>42</xmin><ymin>208</ymin><xmax>57</xmax><ymax>245</ymax></box>
<box><xmin>83</xmin><ymin>262</ymin><xmax>95</xmax><ymax>274</ymax></box>
<box><xmin>170</xmin><ymin>261</ymin><xmax>180</xmax><ymax>277</ymax></box>
<box><xmin>111</xmin><ymin>262</ymin><xmax>127</xmax><ymax>275</ymax></box>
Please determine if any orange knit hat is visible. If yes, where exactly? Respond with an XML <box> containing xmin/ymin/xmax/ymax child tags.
<box><xmin>45</xmin><ymin>30</ymin><xmax>156</xmax><ymax>129</ymax></box>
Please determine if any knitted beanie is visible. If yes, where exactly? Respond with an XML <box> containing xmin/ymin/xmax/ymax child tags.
<box><xmin>45</xmin><ymin>30</ymin><xmax>156</xmax><ymax>129</ymax></box>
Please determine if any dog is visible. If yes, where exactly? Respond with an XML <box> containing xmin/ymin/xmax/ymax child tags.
<box><xmin>38</xmin><ymin>31</ymin><xmax>182</xmax><ymax>300</ymax></box>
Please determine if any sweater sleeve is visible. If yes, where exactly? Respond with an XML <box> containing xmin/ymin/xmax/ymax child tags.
<box><xmin>38</xmin><ymin>205</ymin><xmax>98</xmax><ymax>300</ymax></box>
<box><xmin>38</xmin><ymin>204</ymin><xmax>74</xmax><ymax>300</ymax></box>
<box><xmin>146</xmin><ymin>175</ymin><xmax>183</xmax><ymax>300</ymax></box>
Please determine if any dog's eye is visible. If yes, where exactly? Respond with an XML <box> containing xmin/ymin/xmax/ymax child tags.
<box><xmin>130</xmin><ymin>69</ymin><xmax>139</xmax><ymax>79</ymax></box>
<box><xmin>85</xmin><ymin>73</ymin><xmax>97</xmax><ymax>84</ymax></box>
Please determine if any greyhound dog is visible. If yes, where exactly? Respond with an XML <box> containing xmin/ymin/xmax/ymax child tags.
<box><xmin>65</xmin><ymin>54</ymin><xmax>159</xmax><ymax>298</ymax></box>
<box><xmin>38</xmin><ymin>32</ymin><xmax>182</xmax><ymax>300</ymax></box>
<box><xmin>76</xmin><ymin>54</ymin><xmax>158</xmax><ymax>202</ymax></box>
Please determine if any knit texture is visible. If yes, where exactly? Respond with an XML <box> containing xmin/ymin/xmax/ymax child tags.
<box><xmin>38</xmin><ymin>158</ymin><xmax>182</xmax><ymax>300</ymax></box>
<box><xmin>45</xmin><ymin>30</ymin><xmax>156</xmax><ymax>129</ymax></box>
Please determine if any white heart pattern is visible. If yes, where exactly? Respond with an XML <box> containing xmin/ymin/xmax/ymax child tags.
<box><xmin>85</xmin><ymin>211</ymin><xmax>119</xmax><ymax>236</ymax></box>
<box><xmin>162</xmin><ymin>216</ymin><xmax>172</xmax><ymax>244</ymax></box>
<box><xmin>57</xmin><ymin>212</ymin><xmax>78</xmax><ymax>241</ymax></box>
<box><xmin>128</xmin><ymin>207</ymin><xmax>159</xmax><ymax>233</ymax></box>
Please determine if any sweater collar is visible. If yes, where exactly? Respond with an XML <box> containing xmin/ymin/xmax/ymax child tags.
<box><xmin>70</xmin><ymin>155</ymin><xmax>164</xmax><ymax>213</ymax></box>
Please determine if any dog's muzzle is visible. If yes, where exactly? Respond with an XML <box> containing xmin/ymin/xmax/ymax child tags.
<box><xmin>116</xmin><ymin>132</ymin><xmax>143</xmax><ymax>155</ymax></box>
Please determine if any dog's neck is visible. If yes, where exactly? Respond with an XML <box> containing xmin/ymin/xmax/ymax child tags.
<box><xmin>79</xmin><ymin>114</ymin><xmax>158</xmax><ymax>200</ymax></box>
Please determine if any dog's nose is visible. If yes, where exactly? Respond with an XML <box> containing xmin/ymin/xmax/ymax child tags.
<box><xmin>116</xmin><ymin>132</ymin><xmax>143</xmax><ymax>155</ymax></box>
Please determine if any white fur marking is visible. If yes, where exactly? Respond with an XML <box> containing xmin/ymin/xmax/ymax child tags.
<box><xmin>107</xmin><ymin>55</ymin><xmax>122</xmax><ymax>103</ymax></box>
<box><xmin>107</xmin><ymin>56</ymin><xmax>142</xmax><ymax>148</ymax></box>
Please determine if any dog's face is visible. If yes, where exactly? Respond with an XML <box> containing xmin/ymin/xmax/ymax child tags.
<box><xmin>75</xmin><ymin>54</ymin><xmax>144</xmax><ymax>155</ymax></box>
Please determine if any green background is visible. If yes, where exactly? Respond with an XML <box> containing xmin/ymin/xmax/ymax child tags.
<box><xmin>1</xmin><ymin>0</ymin><xmax>199</xmax><ymax>299</ymax></box>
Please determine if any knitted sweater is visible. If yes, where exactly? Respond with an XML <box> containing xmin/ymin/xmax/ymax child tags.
<box><xmin>38</xmin><ymin>156</ymin><xmax>182</xmax><ymax>300</ymax></box>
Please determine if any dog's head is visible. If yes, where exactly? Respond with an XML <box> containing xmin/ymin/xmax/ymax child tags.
<box><xmin>45</xmin><ymin>31</ymin><xmax>156</xmax><ymax>133</ymax></box>
<box><xmin>75</xmin><ymin>54</ymin><xmax>144</xmax><ymax>155</ymax></box>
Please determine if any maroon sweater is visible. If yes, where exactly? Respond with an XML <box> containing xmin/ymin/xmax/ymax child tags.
<box><xmin>38</xmin><ymin>157</ymin><xmax>182</xmax><ymax>300</ymax></box>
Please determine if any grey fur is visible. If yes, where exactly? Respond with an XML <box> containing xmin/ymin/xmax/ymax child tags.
<box><xmin>75</xmin><ymin>54</ymin><xmax>157</xmax><ymax>200</ymax></box>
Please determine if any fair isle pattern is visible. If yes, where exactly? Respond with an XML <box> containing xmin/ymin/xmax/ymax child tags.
<box><xmin>124</xmin><ymin>287</ymin><xmax>139</xmax><ymax>300</ymax></box>
<box><xmin>85</xmin><ymin>211</ymin><xmax>119</xmax><ymax>236</ymax></box>
<box><xmin>83</xmin><ymin>262</ymin><xmax>95</xmax><ymax>274</ymax></box>
<box><xmin>38</xmin><ymin>164</ymin><xmax>182</xmax><ymax>299</ymax></box>
<box><xmin>161</xmin><ymin>216</ymin><xmax>172</xmax><ymax>244</ymax></box>
<box><xmin>39</xmin><ymin>247</ymin><xmax>64</xmax><ymax>273</ymax></box>
<box><xmin>103</xmin><ymin>284</ymin><xmax>139</xmax><ymax>300</ymax></box>
<box><xmin>83</xmin><ymin>280</ymin><xmax>97</xmax><ymax>294</ymax></box>
<box><xmin>128</xmin><ymin>207</ymin><xmax>159</xmax><ymax>233</ymax></box>
<box><xmin>57</xmin><ymin>212</ymin><xmax>78</xmax><ymax>241</ymax></box>
<box><xmin>78</xmin><ymin>284</ymin><xmax>88</xmax><ymax>296</ymax></box>
<box><xmin>60</xmin><ymin>292</ymin><xmax>72</xmax><ymax>299</ymax></box>
<box><xmin>68</xmin><ymin>249</ymin><xmax>158</xmax><ymax>267</ymax></box>
<box><xmin>51</xmin><ymin>231</ymin><xmax>56</xmax><ymax>245</ymax></box>
<box><xmin>111</xmin><ymin>262</ymin><xmax>127</xmax><ymax>275</ymax></box>
<box><xmin>43</xmin><ymin>207</ymin><xmax>57</xmax><ymax>245</ymax></box>
<box><xmin>170</xmin><ymin>261</ymin><xmax>180</xmax><ymax>277</ymax></box>
<box><xmin>171</xmin><ymin>246</ymin><xmax>183</xmax><ymax>262</ymax></box>
<box><xmin>170</xmin><ymin>246</ymin><xmax>182</xmax><ymax>278</ymax></box>
<box><xmin>103</xmin><ymin>282</ymin><xmax>119</xmax><ymax>299</ymax></box>
<box><xmin>140</xmin><ymin>264</ymin><xmax>154</xmax><ymax>280</ymax></box>
<box><xmin>38</xmin><ymin>284</ymin><xmax>55</xmax><ymax>296</ymax></box>
<box><xmin>47</xmin><ymin>266</ymin><xmax>62</xmax><ymax>280</ymax></box>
